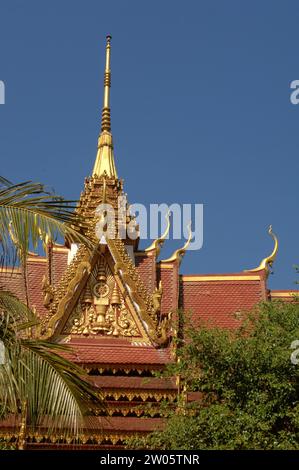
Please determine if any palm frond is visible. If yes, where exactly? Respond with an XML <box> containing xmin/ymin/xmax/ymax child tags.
<box><xmin>20</xmin><ymin>340</ymin><xmax>99</xmax><ymax>433</ymax></box>
<box><xmin>0</xmin><ymin>290</ymin><xmax>36</xmax><ymax>326</ymax></box>
<box><xmin>0</xmin><ymin>292</ymin><xmax>100</xmax><ymax>436</ymax></box>
<box><xmin>0</xmin><ymin>179</ymin><xmax>93</xmax><ymax>267</ymax></box>
<box><xmin>0</xmin><ymin>177</ymin><xmax>12</xmax><ymax>188</ymax></box>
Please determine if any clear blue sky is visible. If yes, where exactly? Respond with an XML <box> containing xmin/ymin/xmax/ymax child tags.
<box><xmin>0</xmin><ymin>0</ymin><xmax>298</xmax><ymax>289</ymax></box>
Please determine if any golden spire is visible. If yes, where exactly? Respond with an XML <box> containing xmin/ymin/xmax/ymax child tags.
<box><xmin>245</xmin><ymin>225</ymin><xmax>279</xmax><ymax>276</ymax></box>
<box><xmin>92</xmin><ymin>35</ymin><xmax>117</xmax><ymax>178</ymax></box>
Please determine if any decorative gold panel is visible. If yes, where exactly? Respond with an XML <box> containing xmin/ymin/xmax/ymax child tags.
<box><xmin>63</xmin><ymin>256</ymin><xmax>141</xmax><ymax>338</ymax></box>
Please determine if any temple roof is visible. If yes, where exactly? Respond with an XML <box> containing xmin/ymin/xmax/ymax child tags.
<box><xmin>0</xmin><ymin>415</ymin><xmax>166</xmax><ymax>433</ymax></box>
<box><xmin>62</xmin><ymin>337</ymin><xmax>172</xmax><ymax>365</ymax></box>
<box><xmin>90</xmin><ymin>376</ymin><xmax>176</xmax><ymax>390</ymax></box>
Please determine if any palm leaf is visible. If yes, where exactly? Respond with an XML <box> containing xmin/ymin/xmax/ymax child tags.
<box><xmin>0</xmin><ymin>179</ymin><xmax>93</xmax><ymax>267</ymax></box>
<box><xmin>0</xmin><ymin>290</ymin><xmax>36</xmax><ymax>326</ymax></box>
<box><xmin>0</xmin><ymin>291</ymin><xmax>100</xmax><ymax>436</ymax></box>
<box><xmin>0</xmin><ymin>177</ymin><xmax>12</xmax><ymax>187</ymax></box>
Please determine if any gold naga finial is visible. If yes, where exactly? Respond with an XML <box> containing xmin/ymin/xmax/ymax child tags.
<box><xmin>92</xmin><ymin>35</ymin><xmax>117</xmax><ymax>178</ymax></box>
<box><xmin>161</xmin><ymin>222</ymin><xmax>193</xmax><ymax>266</ymax></box>
<box><xmin>246</xmin><ymin>225</ymin><xmax>278</xmax><ymax>275</ymax></box>
<box><xmin>145</xmin><ymin>210</ymin><xmax>171</xmax><ymax>256</ymax></box>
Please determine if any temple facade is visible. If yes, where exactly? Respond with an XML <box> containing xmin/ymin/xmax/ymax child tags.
<box><xmin>0</xmin><ymin>37</ymin><xmax>297</xmax><ymax>449</ymax></box>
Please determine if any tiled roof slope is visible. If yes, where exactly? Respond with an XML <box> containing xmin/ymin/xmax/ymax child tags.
<box><xmin>90</xmin><ymin>376</ymin><xmax>176</xmax><ymax>390</ymax></box>
<box><xmin>0</xmin><ymin>259</ymin><xmax>48</xmax><ymax>319</ymax></box>
<box><xmin>180</xmin><ymin>273</ymin><xmax>266</xmax><ymax>328</ymax></box>
<box><xmin>0</xmin><ymin>415</ymin><xmax>165</xmax><ymax>433</ymax></box>
<box><xmin>63</xmin><ymin>337</ymin><xmax>172</xmax><ymax>365</ymax></box>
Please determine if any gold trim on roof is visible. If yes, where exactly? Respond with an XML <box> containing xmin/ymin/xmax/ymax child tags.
<box><xmin>108</xmin><ymin>238</ymin><xmax>168</xmax><ymax>345</ymax></box>
<box><xmin>181</xmin><ymin>275</ymin><xmax>261</xmax><ymax>282</ymax></box>
<box><xmin>43</xmin><ymin>256</ymin><xmax>92</xmax><ymax>339</ymax></box>
<box><xmin>0</xmin><ymin>431</ymin><xmax>155</xmax><ymax>447</ymax></box>
<box><xmin>52</xmin><ymin>246</ymin><xmax>69</xmax><ymax>253</ymax></box>
<box><xmin>135</xmin><ymin>251</ymin><xmax>151</xmax><ymax>257</ymax></box>
<box><xmin>271</xmin><ymin>291</ymin><xmax>299</xmax><ymax>298</ymax></box>
<box><xmin>245</xmin><ymin>225</ymin><xmax>278</xmax><ymax>276</ymax></box>
<box><xmin>103</xmin><ymin>389</ymin><xmax>176</xmax><ymax>402</ymax></box>
<box><xmin>0</xmin><ymin>267</ymin><xmax>21</xmax><ymax>273</ymax></box>
<box><xmin>27</xmin><ymin>257</ymin><xmax>47</xmax><ymax>263</ymax></box>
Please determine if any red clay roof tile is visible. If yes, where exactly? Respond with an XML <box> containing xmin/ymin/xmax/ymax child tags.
<box><xmin>62</xmin><ymin>339</ymin><xmax>172</xmax><ymax>365</ymax></box>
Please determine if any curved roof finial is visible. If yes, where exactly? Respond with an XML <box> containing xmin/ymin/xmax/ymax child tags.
<box><xmin>145</xmin><ymin>210</ymin><xmax>171</xmax><ymax>256</ymax></box>
<box><xmin>246</xmin><ymin>225</ymin><xmax>278</xmax><ymax>275</ymax></box>
<box><xmin>161</xmin><ymin>222</ymin><xmax>193</xmax><ymax>266</ymax></box>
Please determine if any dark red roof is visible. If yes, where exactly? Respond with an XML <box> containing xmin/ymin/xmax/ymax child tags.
<box><xmin>180</xmin><ymin>275</ymin><xmax>264</xmax><ymax>328</ymax></box>
<box><xmin>62</xmin><ymin>338</ymin><xmax>172</xmax><ymax>365</ymax></box>
<box><xmin>84</xmin><ymin>416</ymin><xmax>165</xmax><ymax>432</ymax></box>
<box><xmin>0</xmin><ymin>415</ymin><xmax>165</xmax><ymax>433</ymax></box>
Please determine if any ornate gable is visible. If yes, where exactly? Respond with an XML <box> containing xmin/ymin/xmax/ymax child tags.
<box><xmin>41</xmin><ymin>237</ymin><xmax>171</xmax><ymax>346</ymax></box>
<box><xmin>62</xmin><ymin>254</ymin><xmax>149</xmax><ymax>342</ymax></box>
<box><xmin>38</xmin><ymin>36</ymin><xmax>173</xmax><ymax>347</ymax></box>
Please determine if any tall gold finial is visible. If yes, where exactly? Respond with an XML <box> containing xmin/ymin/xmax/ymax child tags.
<box><xmin>92</xmin><ymin>35</ymin><xmax>117</xmax><ymax>178</ymax></box>
<box><xmin>101</xmin><ymin>35</ymin><xmax>112</xmax><ymax>132</ymax></box>
<box><xmin>245</xmin><ymin>225</ymin><xmax>279</xmax><ymax>276</ymax></box>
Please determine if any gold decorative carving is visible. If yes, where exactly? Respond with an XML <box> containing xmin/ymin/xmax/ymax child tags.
<box><xmin>44</xmin><ymin>259</ymin><xmax>91</xmax><ymax>338</ymax></box>
<box><xmin>153</xmin><ymin>281</ymin><xmax>163</xmax><ymax>315</ymax></box>
<box><xmin>107</xmin><ymin>238</ymin><xmax>164</xmax><ymax>340</ymax></box>
<box><xmin>65</xmin><ymin>258</ymin><xmax>141</xmax><ymax>338</ymax></box>
<box><xmin>157</xmin><ymin>310</ymin><xmax>173</xmax><ymax>344</ymax></box>
<box><xmin>41</xmin><ymin>275</ymin><xmax>54</xmax><ymax>308</ymax></box>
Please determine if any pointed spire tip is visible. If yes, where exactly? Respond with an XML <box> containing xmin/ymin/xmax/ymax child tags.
<box><xmin>92</xmin><ymin>35</ymin><xmax>117</xmax><ymax>178</ymax></box>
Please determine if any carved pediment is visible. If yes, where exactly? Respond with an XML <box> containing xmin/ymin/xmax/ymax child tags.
<box><xmin>63</xmin><ymin>255</ymin><xmax>142</xmax><ymax>339</ymax></box>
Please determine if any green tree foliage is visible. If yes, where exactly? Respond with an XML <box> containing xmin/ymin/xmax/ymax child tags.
<box><xmin>131</xmin><ymin>301</ymin><xmax>299</xmax><ymax>449</ymax></box>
